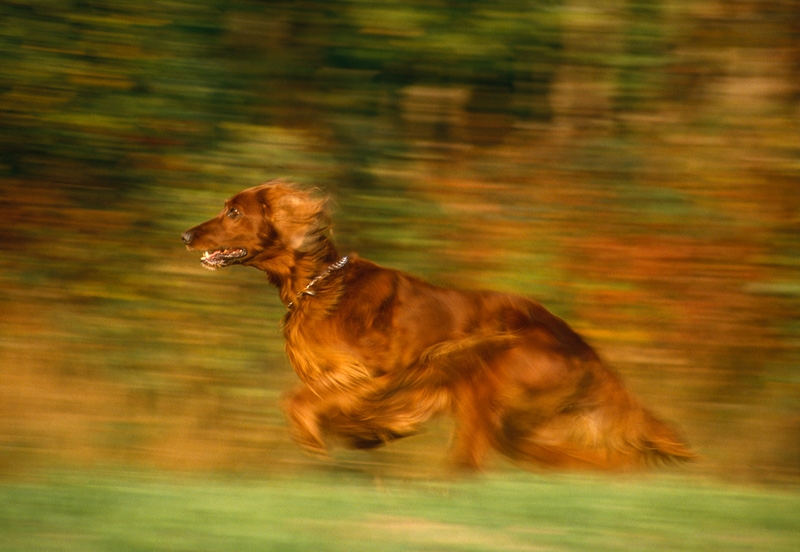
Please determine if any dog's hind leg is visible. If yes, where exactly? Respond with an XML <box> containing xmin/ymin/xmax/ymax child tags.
<box><xmin>449</xmin><ymin>381</ymin><xmax>497</xmax><ymax>470</ymax></box>
<box><xmin>489</xmin><ymin>346</ymin><xmax>694</xmax><ymax>470</ymax></box>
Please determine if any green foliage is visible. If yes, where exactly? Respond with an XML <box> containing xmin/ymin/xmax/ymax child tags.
<box><xmin>0</xmin><ymin>0</ymin><xmax>798</xmax><ymax>484</ymax></box>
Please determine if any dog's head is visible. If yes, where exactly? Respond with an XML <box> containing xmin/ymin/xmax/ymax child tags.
<box><xmin>181</xmin><ymin>180</ymin><xmax>330</xmax><ymax>271</ymax></box>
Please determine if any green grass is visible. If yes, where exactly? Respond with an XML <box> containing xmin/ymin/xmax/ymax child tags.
<box><xmin>0</xmin><ymin>470</ymin><xmax>797</xmax><ymax>551</ymax></box>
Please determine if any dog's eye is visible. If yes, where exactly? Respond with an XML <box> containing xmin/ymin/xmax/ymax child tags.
<box><xmin>227</xmin><ymin>207</ymin><xmax>242</xmax><ymax>219</ymax></box>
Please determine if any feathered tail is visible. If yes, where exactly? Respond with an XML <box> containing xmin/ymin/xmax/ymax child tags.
<box><xmin>497</xmin><ymin>396</ymin><xmax>695</xmax><ymax>470</ymax></box>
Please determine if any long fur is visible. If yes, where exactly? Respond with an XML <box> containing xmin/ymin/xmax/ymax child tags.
<box><xmin>182</xmin><ymin>180</ymin><xmax>694</xmax><ymax>470</ymax></box>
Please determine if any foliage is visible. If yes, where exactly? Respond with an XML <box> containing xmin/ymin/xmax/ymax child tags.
<box><xmin>0</xmin><ymin>0</ymin><xmax>798</xmax><ymax>486</ymax></box>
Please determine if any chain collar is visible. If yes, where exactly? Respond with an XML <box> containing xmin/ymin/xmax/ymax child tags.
<box><xmin>286</xmin><ymin>256</ymin><xmax>349</xmax><ymax>310</ymax></box>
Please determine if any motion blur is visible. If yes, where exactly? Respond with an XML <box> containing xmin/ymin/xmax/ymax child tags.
<box><xmin>0</xmin><ymin>1</ymin><xmax>798</xmax><ymax>483</ymax></box>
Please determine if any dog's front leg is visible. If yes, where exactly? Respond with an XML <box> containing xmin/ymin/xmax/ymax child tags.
<box><xmin>282</xmin><ymin>385</ymin><xmax>329</xmax><ymax>457</ymax></box>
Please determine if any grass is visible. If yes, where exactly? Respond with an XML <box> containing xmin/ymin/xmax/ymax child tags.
<box><xmin>0</xmin><ymin>469</ymin><xmax>797</xmax><ymax>551</ymax></box>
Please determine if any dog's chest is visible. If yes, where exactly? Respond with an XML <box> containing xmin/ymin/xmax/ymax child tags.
<box><xmin>282</xmin><ymin>313</ymin><xmax>372</xmax><ymax>389</ymax></box>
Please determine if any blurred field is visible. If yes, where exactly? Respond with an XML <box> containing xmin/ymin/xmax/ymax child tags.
<box><xmin>0</xmin><ymin>0</ymin><xmax>798</xmax><ymax>546</ymax></box>
<box><xmin>1</xmin><ymin>470</ymin><xmax>798</xmax><ymax>552</ymax></box>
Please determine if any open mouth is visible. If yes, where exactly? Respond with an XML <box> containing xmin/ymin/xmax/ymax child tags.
<box><xmin>200</xmin><ymin>248</ymin><xmax>247</xmax><ymax>270</ymax></box>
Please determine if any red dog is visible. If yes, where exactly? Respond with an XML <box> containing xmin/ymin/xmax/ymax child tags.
<box><xmin>182</xmin><ymin>180</ymin><xmax>693</xmax><ymax>470</ymax></box>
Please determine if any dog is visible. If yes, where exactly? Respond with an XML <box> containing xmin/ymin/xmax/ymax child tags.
<box><xmin>182</xmin><ymin>179</ymin><xmax>693</xmax><ymax>470</ymax></box>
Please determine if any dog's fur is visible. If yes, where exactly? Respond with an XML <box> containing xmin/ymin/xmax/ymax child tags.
<box><xmin>182</xmin><ymin>180</ymin><xmax>693</xmax><ymax>470</ymax></box>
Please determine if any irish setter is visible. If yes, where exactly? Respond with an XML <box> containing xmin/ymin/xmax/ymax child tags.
<box><xmin>182</xmin><ymin>180</ymin><xmax>693</xmax><ymax>470</ymax></box>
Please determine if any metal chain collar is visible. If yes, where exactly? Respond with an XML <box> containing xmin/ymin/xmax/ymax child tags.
<box><xmin>287</xmin><ymin>256</ymin><xmax>349</xmax><ymax>310</ymax></box>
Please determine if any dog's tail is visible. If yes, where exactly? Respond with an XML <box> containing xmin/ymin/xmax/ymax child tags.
<box><xmin>633</xmin><ymin>408</ymin><xmax>696</xmax><ymax>465</ymax></box>
<box><xmin>498</xmin><ymin>396</ymin><xmax>695</xmax><ymax>470</ymax></box>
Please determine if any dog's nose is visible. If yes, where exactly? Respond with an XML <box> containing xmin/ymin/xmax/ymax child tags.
<box><xmin>181</xmin><ymin>230</ymin><xmax>193</xmax><ymax>245</ymax></box>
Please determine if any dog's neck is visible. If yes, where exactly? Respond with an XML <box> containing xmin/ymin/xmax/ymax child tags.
<box><xmin>285</xmin><ymin>255</ymin><xmax>349</xmax><ymax>310</ymax></box>
<box><xmin>277</xmin><ymin>243</ymin><xmax>346</xmax><ymax>309</ymax></box>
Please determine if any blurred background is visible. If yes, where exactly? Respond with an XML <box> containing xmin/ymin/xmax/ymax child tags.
<box><xmin>0</xmin><ymin>0</ymin><xmax>797</xmax><ymax>484</ymax></box>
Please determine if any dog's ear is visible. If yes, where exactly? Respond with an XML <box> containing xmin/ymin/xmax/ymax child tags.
<box><xmin>270</xmin><ymin>186</ymin><xmax>330</xmax><ymax>251</ymax></box>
